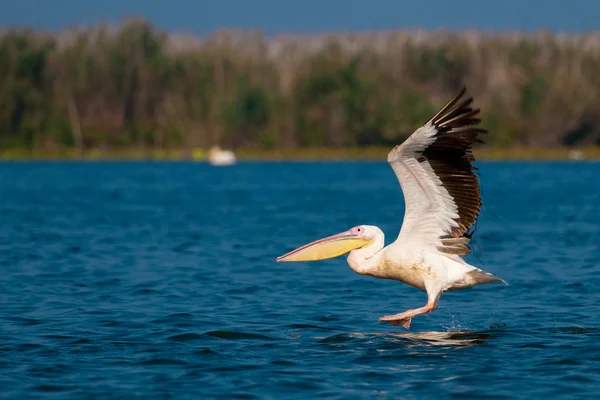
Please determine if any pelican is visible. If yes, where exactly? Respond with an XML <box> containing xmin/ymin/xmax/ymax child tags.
<box><xmin>276</xmin><ymin>88</ymin><xmax>506</xmax><ymax>329</ymax></box>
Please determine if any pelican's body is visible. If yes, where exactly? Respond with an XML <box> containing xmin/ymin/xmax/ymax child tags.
<box><xmin>277</xmin><ymin>88</ymin><xmax>505</xmax><ymax>329</ymax></box>
<box><xmin>339</xmin><ymin>225</ymin><xmax>502</xmax><ymax>329</ymax></box>
<box><xmin>347</xmin><ymin>233</ymin><xmax>494</xmax><ymax>292</ymax></box>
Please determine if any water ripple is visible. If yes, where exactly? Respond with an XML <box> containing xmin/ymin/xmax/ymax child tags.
<box><xmin>204</xmin><ymin>331</ymin><xmax>279</xmax><ymax>341</ymax></box>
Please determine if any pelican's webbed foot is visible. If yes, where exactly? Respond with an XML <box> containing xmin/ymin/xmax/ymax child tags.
<box><xmin>379</xmin><ymin>313</ymin><xmax>413</xmax><ymax>329</ymax></box>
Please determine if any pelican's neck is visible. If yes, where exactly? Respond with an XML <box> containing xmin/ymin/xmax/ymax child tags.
<box><xmin>347</xmin><ymin>228</ymin><xmax>385</xmax><ymax>275</ymax></box>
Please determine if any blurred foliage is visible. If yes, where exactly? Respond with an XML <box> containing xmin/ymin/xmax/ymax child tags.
<box><xmin>2</xmin><ymin>19</ymin><xmax>600</xmax><ymax>153</ymax></box>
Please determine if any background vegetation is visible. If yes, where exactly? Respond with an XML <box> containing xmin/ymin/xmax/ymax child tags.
<box><xmin>2</xmin><ymin>19</ymin><xmax>600</xmax><ymax>157</ymax></box>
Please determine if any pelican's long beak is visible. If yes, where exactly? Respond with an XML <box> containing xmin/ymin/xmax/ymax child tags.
<box><xmin>276</xmin><ymin>230</ymin><xmax>373</xmax><ymax>262</ymax></box>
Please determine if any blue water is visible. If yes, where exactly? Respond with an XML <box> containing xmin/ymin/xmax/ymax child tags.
<box><xmin>1</xmin><ymin>161</ymin><xmax>599</xmax><ymax>399</ymax></box>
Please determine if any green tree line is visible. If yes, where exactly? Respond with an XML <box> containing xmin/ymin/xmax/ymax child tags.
<box><xmin>2</xmin><ymin>19</ymin><xmax>600</xmax><ymax>154</ymax></box>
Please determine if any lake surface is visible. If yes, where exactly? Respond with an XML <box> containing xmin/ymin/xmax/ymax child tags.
<box><xmin>1</xmin><ymin>161</ymin><xmax>599</xmax><ymax>399</ymax></box>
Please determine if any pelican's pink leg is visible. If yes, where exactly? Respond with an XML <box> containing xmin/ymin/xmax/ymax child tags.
<box><xmin>378</xmin><ymin>291</ymin><xmax>441</xmax><ymax>329</ymax></box>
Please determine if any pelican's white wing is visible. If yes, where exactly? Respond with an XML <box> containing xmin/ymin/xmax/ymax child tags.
<box><xmin>388</xmin><ymin>88</ymin><xmax>486</xmax><ymax>256</ymax></box>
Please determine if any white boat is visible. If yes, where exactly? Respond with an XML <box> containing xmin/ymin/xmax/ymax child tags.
<box><xmin>568</xmin><ymin>150</ymin><xmax>585</xmax><ymax>161</ymax></box>
<box><xmin>207</xmin><ymin>146</ymin><xmax>236</xmax><ymax>166</ymax></box>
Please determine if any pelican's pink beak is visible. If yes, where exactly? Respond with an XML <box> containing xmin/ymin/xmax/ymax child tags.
<box><xmin>276</xmin><ymin>230</ymin><xmax>373</xmax><ymax>262</ymax></box>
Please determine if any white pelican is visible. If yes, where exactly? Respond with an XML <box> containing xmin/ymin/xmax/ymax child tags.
<box><xmin>276</xmin><ymin>88</ymin><xmax>506</xmax><ymax>329</ymax></box>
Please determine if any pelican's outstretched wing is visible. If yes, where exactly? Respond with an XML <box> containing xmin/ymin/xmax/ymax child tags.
<box><xmin>388</xmin><ymin>88</ymin><xmax>486</xmax><ymax>255</ymax></box>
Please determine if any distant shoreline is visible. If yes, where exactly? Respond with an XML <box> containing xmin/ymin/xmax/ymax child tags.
<box><xmin>2</xmin><ymin>23</ymin><xmax>600</xmax><ymax>153</ymax></box>
<box><xmin>0</xmin><ymin>147</ymin><xmax>598</xmax><ymax>161</ymax></box>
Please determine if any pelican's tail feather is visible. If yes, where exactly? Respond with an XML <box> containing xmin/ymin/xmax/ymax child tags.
<box><xmin>467</xmin><ymin>269</ymin><xmax>507</xmax><ymax>286</ymax></box>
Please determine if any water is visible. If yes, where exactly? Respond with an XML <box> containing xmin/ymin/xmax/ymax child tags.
<box><xmin>1</xmin><ymin>161</ymin><xmax>599</xmax><ymax>399</ymax></box>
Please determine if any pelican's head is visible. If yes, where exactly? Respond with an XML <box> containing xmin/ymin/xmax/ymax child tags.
<box><xmin>276</xmin><ymin>225</ymin><xmax>379</xmax><ymax>262</ymax></box>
